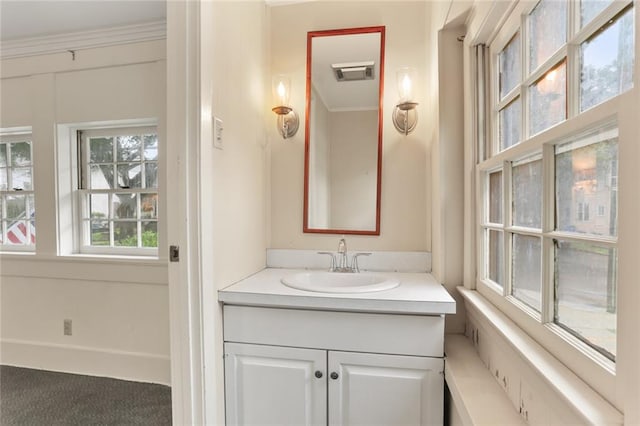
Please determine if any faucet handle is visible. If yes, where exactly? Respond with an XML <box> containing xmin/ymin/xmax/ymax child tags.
<box><xmin>351</xmin><ymin>252</ymin><xmax>372</xmax><ymax>273</ymax></box>
<box><xmin>318</xmin><ymin>251</ymin><xmax>336</xmax><ymax>272</ymax></box>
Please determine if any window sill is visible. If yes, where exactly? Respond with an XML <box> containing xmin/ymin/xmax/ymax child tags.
<box><xmin>458</xmin><ymin>286</ymin><xmax>622</xmax><ymax>425</ymax></box>
<box><xmin>0</xmin><ymin>252</ymin><xmax>166</xmax><ymax>265</ymax></box>
<box><xmin>0</xmin><ymin>254</ymin><xmax>168</xmax><ymax>284</ymax></box>
<box><xmin>444</xmin><ymin>334</ymin><xmax>525</xmax><ymax>425</ymax></box>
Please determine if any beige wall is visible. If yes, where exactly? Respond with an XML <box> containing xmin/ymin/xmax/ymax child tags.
<box><xmin>329</xmin><ymin>109</ymin><xmax>378</xmax><ymax>230</ymax></box>
<box><xmin>269</xmin><ymin>1</ymin><xmax>430</xmax><ymax>252</ymax></box>
<box><xmin>202</xmin><ymin>2</ymin><xmax>270</xmax><ymax>423</ymax></box>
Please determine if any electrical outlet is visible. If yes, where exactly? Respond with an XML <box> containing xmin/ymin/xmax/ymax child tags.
<box><xmin>64</xmin><ymin>319</ymin><xmax>72</xmax><ymax>336</ymax></box>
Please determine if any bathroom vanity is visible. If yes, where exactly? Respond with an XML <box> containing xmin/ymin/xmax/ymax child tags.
<box><xmin>218</xmin><ymin>268</ymin><xmax>455</xmax><ymax>426</ymax></box>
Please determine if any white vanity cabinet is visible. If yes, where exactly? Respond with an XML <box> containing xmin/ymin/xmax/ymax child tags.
<box><xmin>224</xmin><ymin>343</ymin><xmax>326</xmax><ymax>425</ymax></box>
<box><xmin>222</xmin><ymin>305</ymin><xmax>446</xmax><ymax>426</ymax></box>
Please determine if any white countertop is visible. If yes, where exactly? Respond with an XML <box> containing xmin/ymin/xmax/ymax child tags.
<box><xmin>218</xmin><ymin>268</ymin><xmax>456</xmax><ymax>315</ymax></box>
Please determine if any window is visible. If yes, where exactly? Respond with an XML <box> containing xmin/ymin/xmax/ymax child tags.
<box><xmin>77</xmin><ymin>126</ymin><xmax>158</xmax><ymax>255</ymax></box>
<box><xmin>0</xmin><ymin>132</ymin><xmax>35</xmax><ymax>251</ymax></box>
<box><xmin>481</xmin><ymin>0</ymin><xmax>633</xmax><ymax>367</ymax></box>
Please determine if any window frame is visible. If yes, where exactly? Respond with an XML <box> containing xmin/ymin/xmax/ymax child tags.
<box><xmin>477</xmin><ymin>0</ymin><xmax>635</xmax><ymax>400</ymax></box>
<box><xmin>75</xmin><ymin>125</ymin><xmax>159</xmax><ymax>257</ymax></box>
<box><xmin>0</xmin><ymin>131</ymin><xmax>35</xmax><ymax>253</ymax></box>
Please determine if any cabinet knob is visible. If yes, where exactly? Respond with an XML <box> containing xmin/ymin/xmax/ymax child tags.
<box><xmin>314</xmin><ymin>370</ymin><xmax>323</xmax><ymax>379</ymax></box>
<box><xmin>330</xmin><ymin>372</ymin><xmax>339</xmax><ymax>380</ymax></box>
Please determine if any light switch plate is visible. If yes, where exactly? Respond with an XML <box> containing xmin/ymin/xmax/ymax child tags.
<box><xmin>214</xmin><ymin>117</ymin><xmax>223</xmax><ymax>149</ymax></box>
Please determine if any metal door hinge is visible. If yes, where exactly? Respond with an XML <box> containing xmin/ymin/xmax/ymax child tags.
<box><xmin>169</xmin><ymin>245</ymin><xmax>180</xmax><ymax>262</ymax></box>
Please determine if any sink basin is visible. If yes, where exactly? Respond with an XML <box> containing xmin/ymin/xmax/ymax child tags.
<box><xmin>281</xmin><ymin>271</ymin><xmax>400</xmax><ymax>293</ymax></box>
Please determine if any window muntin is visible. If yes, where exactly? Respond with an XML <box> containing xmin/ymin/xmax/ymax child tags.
<box><xmin>484</xmin><ymin>0</ymin><xmax>632</xmax><ymax>366</ymax></box>
<box><xmin>483</xmin><ymin>168</ymin><xmax>504</xmax><ymax>289</ymax></box>
<box><xmin>79</xmin><ymin>127</ymin><xmax>158</xmax><ymax>254</ymax></box>
<box><xmin>0</xmin><ymin>134</ymin><xmax>35</xmax><ymax>249</ymax></box>
<box><xmin>580</xmin><ymin>6</ymin><xmax>635</xmax><ymax>112</ymax></box>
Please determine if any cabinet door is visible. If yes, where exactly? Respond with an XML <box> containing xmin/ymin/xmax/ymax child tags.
<box><xmin>328</xmin><ymin>351</ymin><xmax>443</xmax><ymax>426</ymax></box>
<box><xmin>224</xmin><ymin>342</ymin><xmax>326</xmax><ymax>426</ymax></box>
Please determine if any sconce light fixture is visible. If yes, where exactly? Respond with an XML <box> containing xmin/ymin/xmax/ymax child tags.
<box><xmin>392</xmin><ymin>67</ymin><xmax>418</xmax><ymax>135</ymax></box>
<box><xmin>272</xmin><ymin>75</ymin><xmax>299</xmax><ymax>139</ymax></box>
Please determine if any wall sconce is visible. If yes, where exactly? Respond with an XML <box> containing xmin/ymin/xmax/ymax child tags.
<box><xmin>392</xmin><ymin>67</ymin><xmax>418</xmax><ymax>135</ymax></box>
<box><xmin>272</xmin><ymin>75</ymin><xmax>299</xmax><ymax>139</ymax></box>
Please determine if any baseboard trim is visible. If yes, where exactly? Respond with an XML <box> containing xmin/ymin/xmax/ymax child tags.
<box><xmin>0</xmin><ymin>339</ymin><xmax>170</xmax><ymax>385</ymax></box>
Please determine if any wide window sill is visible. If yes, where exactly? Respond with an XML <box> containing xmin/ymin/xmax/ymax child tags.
<box><xmin>458</xmin><ymin>286</ymin><xmax>622</xmax><ymax>425</ymax></box>
<box><xmin>0</xmin><ymin>252</ymin><xmax>166</xmax><ymax>265</ymax></box>
<box><xmin>0</xmin><ymin>253</ymin><xmax>168</xmax><ymax>284</ymax></box>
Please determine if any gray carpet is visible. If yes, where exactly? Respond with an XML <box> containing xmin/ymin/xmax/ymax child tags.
<box><xmin>0</xmin><ymin>365</ymin><xmax>172</xmax><ymax>426</ymax></box>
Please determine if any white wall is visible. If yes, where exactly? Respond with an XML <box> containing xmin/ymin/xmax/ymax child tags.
<box><xmin>269</xmin><ymin>1</ymin><xmax>430</xmax><ymax>252</ymax></box>
<box><xmin>0</xmin><ymin>40</ymin><xmax>170</xmax><ymax>384</ymax></box>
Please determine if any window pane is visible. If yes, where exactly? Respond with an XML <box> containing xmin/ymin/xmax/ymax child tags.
<box><xmin>114</xmin><ymin>221</ymin><xmax>137</xmax><ymax>247</ymax></box>
<box><xmin>90</xmin><ymin>194</ymin><xmax>109</xmax><ymax>219</ymax></box>
<box><xmin>555</xmin><ymin>240</ymin><xmax>616</xmax><ymax>359</ymax></box>
<box><xmin>0</xmin><ymin>144</ymin><xmax>6</xmax><ymax>167</ymax></box>
<box><xmin>580</xmin><ymin>7</ymin><xmax>634</xmax><ymax>111</ymax></box>
<box><xmin>581</xmin><ymin>0</ymin><xmax>614</xmax><ymax>28</ymax></box>
<box><xmin>117</xmin><ymin>135</ymin><xmax>142</xmax><ymax>162</ymax></box>
<box><xmin>528</xmin><ymin>0</ymin><xmax>567</xmax><ymax>73</ymax></box>
<box><xmin>0</xmin><ymin>168</ymin><xmax>8</xmax><ymax>190</ymax></box>
<box><xmin>10</xmin><ymin>142</ymin><xmax>31</xmax><ymax>166</ymax></box>
<box><xmin>142</xmin><ymin>221</ymin><xmax>158</xmax><ymax>248</ymax></box>
<box><xmin>141</xmin><ymin>193</ymin><xmax>158</xmax><ymax>219</ymax></box>
<box><xmin>499</xmin><ymin>33</ymin><xmax>521</xmax><ymax>99</ymax></box>
<box><xmin>117</xmin><ymin>163</ymin><xmax>142</xmax><ymax>188</ymax></box>
<box><xmin>113</xmin><ymin>193</ymin><xmax>137</xmax><ymax>219</ymax></box>
<box><xmin>489</xmin><ymin>170</ymin><xmax>503</xmax><ymax>223</ymax></box>
<box><xmin>90</xmin><ymin>164</ymin><xmax>115</xmax><ymax>189</ymax></box>
<box><xmin>11</xmin><ymin>167</ymin><xmax>32</xmax><ymax>190</ymax></box>
<box><xmin>529</xmin><ymin>62</ymin><xmax>566</xmax><ymax>136</ymax></box>
<box><xmin>90</xmin><ymin>220</ymin><xmax>110</xmax><ymax>246</ymax></box>
<box><xmin>556</xmin><ymin>133</ymin><xmax>617</xmax><ymax>236</ymax></box>
<box><xmin>144</xmin><ymin>162</ymin><xmax>158</xmax><ymax>189</ymax></box>
<box><xmin>488</xmin><ymin>229</ymin><xmax>504</xmax><ymax>287</ymax></box>
<box><xmin>5</xmin><ymin>220</ymin><xmax>30</xmax><ymax>245</ymax></box>
<box><xmin>5</xmin><ymin>195</ymin><xmax>26</xmax><ymax>219</ymax></box>
<box><xmin>499</xmin><ymin>98</ymin><xmax>521</xmax><ymax>150</ymax></box>
<box><xmin>512</xmin><ymin>234</ymin><xmax>541</xmax><ymax>311</ymax></box>
<box><xmin>144</xmin><ymin>134</ymin><xmax>158</xmax><ymax>161</ymax></box>
<box><xmin>89</xmin><ymin>137</ymin><xmax>113</xmax><ymax>163</ymax></box>
<box><xmin>512</xmin><ymin>158</ymin><xmax>542</xmax><ymax>228</ymax></box>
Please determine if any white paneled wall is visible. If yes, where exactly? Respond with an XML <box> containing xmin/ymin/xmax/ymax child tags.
<box><xmin>0</xmin><ymin>40</ymin><xmax>169</xmax><ymax>384</ymax></box>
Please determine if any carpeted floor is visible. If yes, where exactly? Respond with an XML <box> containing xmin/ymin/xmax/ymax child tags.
<box><xmin>0</xmin><ymin>365</ymin><xmax>172</xmax><ymax>426</ymax></box>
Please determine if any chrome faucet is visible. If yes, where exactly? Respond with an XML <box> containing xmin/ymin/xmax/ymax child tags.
<box><xmin>337</xmin><ymin>238</ymin><xmax>348</xmax><ymax>272</ymax></box>
<box><xmin>318</xmin><ymin>238</ymin><xmax>371</xmax><ymax>273</ymax></box>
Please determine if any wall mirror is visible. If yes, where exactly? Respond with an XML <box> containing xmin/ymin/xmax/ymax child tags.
<box><xmin>304</xmin><ymin>26</ymin><xmax>385</xmax><ymax>235</ymax></box>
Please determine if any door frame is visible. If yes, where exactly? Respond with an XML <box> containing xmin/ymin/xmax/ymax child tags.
<box><xmin>166</xmin><ymin>1</ymin><xmax>206</xmax><ymax>424</ymax></box>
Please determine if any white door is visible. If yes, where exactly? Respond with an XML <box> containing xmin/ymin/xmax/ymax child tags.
<box><xmin>224</xmin><ymin>343</ymin><xmax>327</xmax><ymax>426</ymax></box>
<box><xmin>328</xmin><ymin>351</ymin><xmax>444</xmax><ymax>426</ymax></box>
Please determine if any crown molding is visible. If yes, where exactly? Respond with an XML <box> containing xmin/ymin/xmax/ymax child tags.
<box><xmin>1</xmin><ymin>21</ymin><xmax>166</xmax><ymax>60</ymax></box>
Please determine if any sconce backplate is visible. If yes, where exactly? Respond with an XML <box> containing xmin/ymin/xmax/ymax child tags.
<box><xmin>392</xmin><ymin>106</ymin><xmax>417</xmax><ymax>135</ymax></box>
<box><xmin>277</xmin><ymin>110</ymin><xmax>299</xmax><ymax>139</ymax></box>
